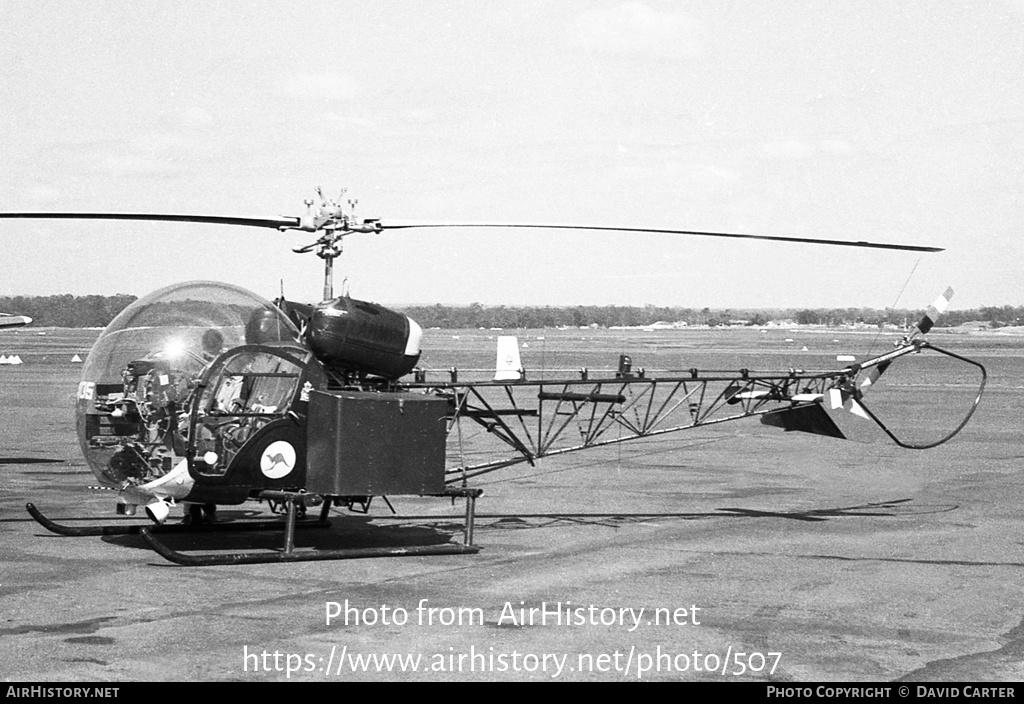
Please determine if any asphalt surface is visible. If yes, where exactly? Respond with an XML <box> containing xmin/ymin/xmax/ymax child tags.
<box><xmin>0</xmin><ymin>330</ymin><xmax>1021</xmax><ymax>682</ymax></box>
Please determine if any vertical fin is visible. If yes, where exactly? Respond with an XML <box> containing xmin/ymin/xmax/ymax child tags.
<box><xmin>494</xmin><ymin>336</ymin><xmax>523</xmax><ymax>381</ymax></box>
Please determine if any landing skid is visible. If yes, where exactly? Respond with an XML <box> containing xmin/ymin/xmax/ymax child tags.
<box><xmin>26</xmin><ymin>502</ymin><xmax>330</xmax><ymax>537</ymax></box>
<box><xmin>139</xmin><ymin>488</ymin><xmax>483</xmax><ymax>565</ymax></box>
<box><xmin>140</xmin><ymin>528</ymin><xmax>480</xmax><ymax>565</ymax></box>
<box><xmin>29</xmin><ymin>487</ymin><xmax>484</xmax><ymax>566</ymax></box>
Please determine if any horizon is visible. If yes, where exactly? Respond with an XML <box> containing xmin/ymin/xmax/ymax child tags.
<box><xmin>7</xmin><ymin>291</ymin><xmax>1024</xmax><ymax>310</ymax></box>
<box><xmin>4</xmin><ymin>291</ymin><xmax>1024</xmax><ymax>311</ymax></box>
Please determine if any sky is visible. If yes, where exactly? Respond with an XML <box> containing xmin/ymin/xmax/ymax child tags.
<box><xmin>1</xmin><ymin>1</ymin><xmax>1022</xmax><ymax>310</ymax></box>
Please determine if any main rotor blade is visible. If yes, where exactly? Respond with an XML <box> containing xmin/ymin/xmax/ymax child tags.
<box><xmin>377</xmin><ymin>221</ymin><xmax>944</xmax><ymax>253</ymax></box>
<box><xmin>0</xmin><ymin>212</ymin><xmax>299</xmax><ymax>229</ymax></box>
<box><xmin>0</xmin><ymin>212</ymin><xmax>945</xmax><ymax>252</ymax></box>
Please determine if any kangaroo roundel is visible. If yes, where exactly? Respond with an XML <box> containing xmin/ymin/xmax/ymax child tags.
<box><xmin>260</xmin><ymin>441</ymin><xmax>296</xmax><ymax>479</ymax></box>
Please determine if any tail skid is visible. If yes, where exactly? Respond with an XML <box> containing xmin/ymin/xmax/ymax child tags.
<box><xmin>819</xmin><ymin>286</ymin><xmax>986</xmax><ymax>449</ymax></box>
<box><xmin>834</xmin><ymin>341</ymin><xmax>987</xmax><ymax>449</ymax></box>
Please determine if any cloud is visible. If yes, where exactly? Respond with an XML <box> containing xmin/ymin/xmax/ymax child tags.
<box><xmin>87</xmin><ymin>133</ymin><xmax>195</xmax><ymax>177</ymax></box>
<box><xmin>761</xmin><ymin>139</ymin><xmax>815</xmax><ymax>160</ymax></box>
<box><xmin>283</xmin><ymin>72</ymin><xmax>359</xmax><ymax>101</ymax></box>
<box><xmin>24</xmin><ymin>186</ymin><xmax>62</xmax><ymax>205</ymax></box>
<box><xmin>819</xmin><ymin>139</ymin><xmax>855</xmax><ymax>156</ymax></box>
<box><xmin>98</xmin><ymin>153</ymin><xmax>186</xmax><ymax>177</ymax></box>
<box><xmin>571</xmin><ymin>2</ymin><xmax>702</xmax><ymax>59</ymax></box>
<box><xmin>1001</xmin><ymin>0</ymin><xmax>1024</xmax><ymax>17</ymax></box>
<box><xmin>760</xmin><ymin>139</ymin><xmax>857</xmax><ymax>160</ymax></box>
<box><xmin>178</xmin><ymin>105</ymin><xmax>215</xmax><ymax>129</ymax></box>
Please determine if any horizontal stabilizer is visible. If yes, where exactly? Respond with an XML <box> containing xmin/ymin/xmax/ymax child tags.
<box><xmin>761</xmin><ymin>404</ymin><xmax>846</xmax><ymax>439</ymax></box>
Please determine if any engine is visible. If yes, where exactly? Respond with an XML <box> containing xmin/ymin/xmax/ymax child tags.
<box><xmin>305</xmin><ymin>297</ymin><xmax>422</xmax><ymax>380</ymax></box>
<box><xmin>76</xmin><ymin>281</ymin><xmax>302</xmax><ymax>486</ymax></box>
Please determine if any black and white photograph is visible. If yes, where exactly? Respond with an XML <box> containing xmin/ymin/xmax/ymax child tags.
<box><xmin>0</xmin><ymin>1</ymin><xmax>1022</xmax><ymax>685</ymax></box>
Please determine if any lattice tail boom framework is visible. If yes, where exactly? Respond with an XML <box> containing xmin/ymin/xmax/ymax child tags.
<box><xmin>402</xmin><ymin>366</ymin><xmax>855</xmax><ymax>484</ymax></box>
<box><xmin>390</xmin><ymin>336</ymin><xmax>985</xmax><ymax>483</ymax></box>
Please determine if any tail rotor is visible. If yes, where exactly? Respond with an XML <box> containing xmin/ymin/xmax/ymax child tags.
<box><xmin>827</xmin><ymin>287</ymin><xmax>986</xmax><ymax>448</ymax></box>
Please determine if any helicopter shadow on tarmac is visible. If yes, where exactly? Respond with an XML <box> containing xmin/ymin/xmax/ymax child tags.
<box><xmin>460</xmin><ymin>497</ymin><xmax>958</xmax><ymax>529</ymax></box>
<box><xmin>97</xmin><ymin>513</ymin><xmax>458</xmax><ymax>559</ymax></box>
<box><xmin>86</xmin><ymin>496</ymin><xmax>959</xmax><ymax>563</ymax></box>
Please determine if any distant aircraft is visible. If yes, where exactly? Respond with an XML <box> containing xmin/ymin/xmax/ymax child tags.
<box><xmin>0</xmin><ymin>314</ymin><xmax>31</xmax><ymax>329</ymax></box>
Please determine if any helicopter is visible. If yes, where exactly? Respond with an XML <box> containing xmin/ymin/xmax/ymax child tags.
<box><xmin>0</xmin><ymin>191</ymin><xmax>987</xmax><ymax>565</ymax></box>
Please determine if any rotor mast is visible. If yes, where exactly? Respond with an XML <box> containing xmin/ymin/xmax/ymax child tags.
<box><xmin>319</xmin><ymin>241</ymin><xmax>339</xmax><ymax>302</ymax></box>
<box><xmin>291</xmin><ymin>188</ymin><xmax>382</xmax><ymax>302</ymax></box>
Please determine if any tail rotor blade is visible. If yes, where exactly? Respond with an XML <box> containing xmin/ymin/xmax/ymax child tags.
<box><xmin>830</xmin><ymin>385</ymin><xmax>873</xmax><ymax>419</ymax></box>
<box><xmin>856</xmin><ymin>287</ymin><xmax>955</xmax><ymax>395</ymax></box>
<box><xmin>847</xmin><ymin>398</ymin><xmax>871</xmax><ymax>421</ymax></box>
<box><xmin>859</xmin><ymin>360</ymin><xmax>891</xmax><ymax>391</ymax></box>
<box><xmin>912</xmin><ymin>287</ymin><xmax>954</xmax><ymax>338</ymax></box>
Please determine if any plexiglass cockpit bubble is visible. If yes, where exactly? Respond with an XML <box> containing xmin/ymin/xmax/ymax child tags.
<box><xmin>76</xmin><ymin>281</ymin><xmax>300</xmax><ymax>486</ymax></box>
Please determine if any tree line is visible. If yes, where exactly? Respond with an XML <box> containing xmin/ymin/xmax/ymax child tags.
<box><xmin>2</xmin><ymin>295</ymin><xmax>1022</xmax><ymax>330</ymax></box>
<box><xmin>0</xmin><ymin>294</ymin><xmax>138</xmax><ymax>328</ymax></box>
<box><xmin>399</xmin><ymin>303</ymin><xmax>1024</xmax><ymax>329</ymax></box>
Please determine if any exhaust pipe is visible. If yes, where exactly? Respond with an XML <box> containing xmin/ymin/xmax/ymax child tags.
<box><xmin>144</xmin><ymin>499</ymin><xmax>172</xmax><ymax>525</ymax></box>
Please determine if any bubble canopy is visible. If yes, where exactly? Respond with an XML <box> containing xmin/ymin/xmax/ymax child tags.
<box><xmin>82</xmin><ymin>281</ymin><xmax>300</xmax><ymax>385</ymax></box>
<box><xmin>77</xmin><ymin>281</ymin><xmax>301</xmax><ymax>485</ymax></box>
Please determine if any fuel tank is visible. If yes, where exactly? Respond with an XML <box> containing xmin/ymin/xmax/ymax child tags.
<box><xmin>305</xmin><ymin>297</ymin><xmax>422</xmax><ymax>379</ymax></box>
